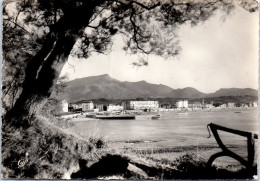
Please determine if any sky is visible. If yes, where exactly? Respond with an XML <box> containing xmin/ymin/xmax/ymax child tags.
<box><xmin>60</xmin><ymin>5</ymin><xmax>258</xmax><ymax>94</ymax></box>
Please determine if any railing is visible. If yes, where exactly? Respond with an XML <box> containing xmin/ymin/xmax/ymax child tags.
<box><xmin>207</xmin><ymin>123</ymin><xmax>258</xmax><ymax>168</ymax></box>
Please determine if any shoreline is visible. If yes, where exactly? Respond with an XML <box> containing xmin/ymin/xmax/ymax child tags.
<box><xmin>60</xmin><ymin>107</ymin><xmax>258</xmax><ymax>119</ymax></box>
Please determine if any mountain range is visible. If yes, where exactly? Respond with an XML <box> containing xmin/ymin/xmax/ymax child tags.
<box><xmin>66</xmin><ymin>74</ymin><xmax>258</xmax><ymax>102</ymax></box>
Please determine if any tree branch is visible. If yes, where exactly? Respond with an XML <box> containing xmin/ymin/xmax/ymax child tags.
<box><xmin>4</xmin><ymin>18</ymin><xmax>33</xmax><ymax>36</ymax></box>
<box><xmin>130</xmin><ymin>1</ymin><xmax>160</xmax><ymax>10</ymax></box>
<box><xmin>111</xmin><ymin>0</ymin><xmax>160</xmax><ymax>10</ymax></box>
<box><xmin>129</xmin><ymin>8</ymin><xmax>150</xmax><ymax>54</ymax></box>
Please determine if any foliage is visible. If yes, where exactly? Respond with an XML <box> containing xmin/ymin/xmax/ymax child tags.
<box><xmin>1</xmin><ymin>115</ymin><xmax>108</xmax><ymax>179</ymax></box>
<box><xmin>2</xmin><ymin>2</ymin><xmax>41</xmax><ymax>113</ymax></box>
<box><xmin>121</xmin><ymin>151</ymin><xmax>257</xmax><ymax>179</ymax></box>
<box><xmin>167</xmin><ymin>153</ymin><xmax>257</xmax><ymax>179</ymax></box>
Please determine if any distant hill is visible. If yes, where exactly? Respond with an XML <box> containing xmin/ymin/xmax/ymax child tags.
<box><xmin>66</xmin><ymin>74</ymin><xmax>258</xmax><ymax>102</ymax></box>
<box><xmin>66</xmin><ymin>74</ymin><xmax>174</xmax><ymax>102</ymax></box>
<box><xmin>207</xmin><ymin>88</ymin><xmax>258</xmax><ymax>98</ymax></box>
<box><xmin>166</xmin><ymin>87</ymin><xmax>206</xmax><ymax>98</ymax></box>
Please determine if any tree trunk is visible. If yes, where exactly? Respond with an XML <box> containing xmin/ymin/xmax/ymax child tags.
<box><xmin>5</xmin><ymin>2</ymin><xmax>98</xmax><ymax>126</ymax></box>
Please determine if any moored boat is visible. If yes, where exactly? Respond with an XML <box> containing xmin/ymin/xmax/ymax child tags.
<box><xmin>95</xmin><ymin>115</ymin><xmax>135</xmax><ymax>120</ymax></box>
<box><xmin>151</xmin><ymin>114</ymin><xmax>161</xmax><ymax>119</ymax></box>
<box><xmin>86</xmin><ymin>114</ymin><xmax>96</xmax><ymax>118</ymax></box>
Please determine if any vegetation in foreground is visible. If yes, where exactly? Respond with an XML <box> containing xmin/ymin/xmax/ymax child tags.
<box><xmin>2</xmin><ymin>115</ymin><xmax>107</xmax><ymax>179</ymax></box>
<box><xmin>1</xmin><ymin>116</ymin><xmax>257</xmax><ymax>179</ymax></box>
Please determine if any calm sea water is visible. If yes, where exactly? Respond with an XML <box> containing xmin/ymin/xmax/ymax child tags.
<box><xmin>72</xmin><ymin>109</ymin><xmax>258</xmax><ymax>152</ymax></box>
<box><xmin>71</xmin><ymin>109</ymin><xmax>258</xmax><ymax>165</ymax></box>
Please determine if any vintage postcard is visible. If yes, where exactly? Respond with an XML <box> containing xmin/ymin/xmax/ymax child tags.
<box><xmin>2</xmin><ymin>0</ymin><xmax>258</xmax><ymax>179</ymax></box>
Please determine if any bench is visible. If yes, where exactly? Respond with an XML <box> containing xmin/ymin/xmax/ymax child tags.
<box><xmin>207</xmin><ymin>123</ymin><xmax>258</xmax><ymax>168</ymax></box>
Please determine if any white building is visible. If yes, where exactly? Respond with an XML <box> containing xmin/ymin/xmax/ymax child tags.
<box><xmin>253</xmin><ymin>101</ymin><xmax>258</xmax><ymax>107</ymax></box>
<box><xmin>61</xmin><ymin>100</ymin><xmax>68</xmax><ymax>112</ymax></box>
<box><xmin>81</xmin><ymin>101</ymin><xmax>94</xmax><ymax>111</ymax></box>
<box><xmin>176</xmin><ymin>100</ymin><xmax>188</xmax><ymax>108</ymax></box>
<box><xmin>107</xmin><ymin>104</ymin><xmax>124</xmax><ymax>112</ymax></box>
<box><xmin>227</xmin><ymin>103</ymin><xmax>235</xmax><ymax>108</ymax></box>
<box><xmin>96</xmin><ymin>104</ymin><xmax>104</xmax><ymax>111</ymax></box>
<box><xmin>220</xmin><ymin>104</ymin><xmax>227</xmax><ymax>108</ymax></box>
<box><xmin>205</xmin><ymin>104</ymin><xmax>214</xmax><ymax>108</ymax></box>
<box><xmin>69</xmin><ymin>103</ymin><xmax>81</xmax><ymax>111</ymax></box>
<box><xmin>129</xmin><ymin>101</ymin><xmax>159</xmax><ymax>110</ymax></box>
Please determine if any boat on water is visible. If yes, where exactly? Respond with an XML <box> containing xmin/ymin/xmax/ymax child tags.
<box><xmin>151</xmin><ymin>114</ymin><xmax>161</xmax><ymax>120</ymax></box>
<box><xmin>86</xmin><ymin>114</ymin><xmax>96</xmax><ymax>118</ymax></box>
<box><xmin>95</xmin><ymin>115</ymin><xmax>135</xmax><ymax>120</ymax></box>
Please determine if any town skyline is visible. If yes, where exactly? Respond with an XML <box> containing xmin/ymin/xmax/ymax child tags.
<box><xmin>60</xmin><ymin>6</ymin><xmax>258</xmax><ymax>93</ymax></box>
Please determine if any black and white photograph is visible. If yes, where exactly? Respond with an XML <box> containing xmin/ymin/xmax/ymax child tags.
<box><xmin>2</xmin><ymin>0</ymin><xmax>259</xmax><ymax>179</ymax></box>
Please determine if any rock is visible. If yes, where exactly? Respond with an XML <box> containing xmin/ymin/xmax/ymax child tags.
<box><xmin>127</xmin><ymin>163</ymin><xmax>148</xmax><ymax>179</ymax></box>
<box><xmin>71</xmin><ymin>154</ymin><xmax>129</xmax><ymax>179</ymax></box>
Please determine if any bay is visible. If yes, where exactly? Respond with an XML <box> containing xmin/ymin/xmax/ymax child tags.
<box><xmin>71</xmin><ymin>108</ymin><xmax>258</xmax><ymax>164</ymax></box>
